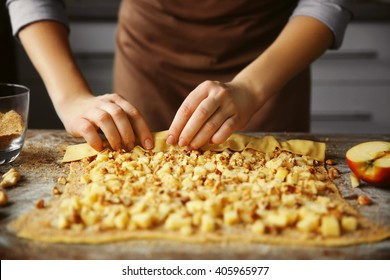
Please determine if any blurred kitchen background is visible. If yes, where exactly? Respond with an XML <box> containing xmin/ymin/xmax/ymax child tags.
<box><xmin>1</xmin><ymin>0</ymin><xmax>389</xmax><ymax>133</ymax></box>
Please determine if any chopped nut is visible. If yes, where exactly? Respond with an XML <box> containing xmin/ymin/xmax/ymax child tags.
<box><xmin>328</xmin><ymin>167</ymin><xmax>340</xmax><ymax>180</ymax></box>
<box><xmin>35</xmin><ymin>198</ymin><xmax>45</xmax><ymax>209</ymax></box>
<box><xmin>357</xmin><ymin>195</ymin><xmax>372</xmax><ymax>206</ymax></box>
<box><xmin>0</xmin><ymin>167</ymin><xmax>21</xmax><ymax>188</ymax></box>
<box><xmin>52</xmin><ymin>186</ymin><xmax>62</xmax><ymax>195</ymax></box>
<box><xmin>325</xmin><ymin>159</ymin><xmax>336</xmax><ymax>165</ymax></box>
<box><xmin>349</xmin><ymin>173</ymin><xmax>361</xmax><ymax>188</ymax></box>
<box><xmin>0</xmin><ymin>190</ymin><xmax>8</xmax><ymax>206</ymax></box>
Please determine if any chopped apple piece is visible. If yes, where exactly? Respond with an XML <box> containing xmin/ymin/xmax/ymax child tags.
<box><xmin>252</xmin><ymin>220</ymin><xmax>265</xmax><ymax>234</ymax></box>
<box><xmin>200</xmin><ymin>214</ymin><xmax>216</xmax><ymax>233</ymax></box>
<box><xmin>132</xmin><ymin>212</ymin><xmax>153</xmax><ymax>229</ymax></box>
<box><xmin>350</xmin><ymin>173</ymin><xmax>361</xmax><ymax>188</ymax></box>
<box><xmin>320</xmin><ymin>216</ymin><xmax>340</xmax><ymax>237</ymax></box>
<box><xmin>223</xmin><ymin>210</ymin><xmax>239</xmax><ymax>225</ymax></box>
<box><xmin>341</xmin><ymin>216</ymin><xmax>358</xmax><ymax>232</ymax></box>
<box><xmin>297</xmin><ymin>214</ymin><xmax>320</xmax><ymax>233</ymax></box>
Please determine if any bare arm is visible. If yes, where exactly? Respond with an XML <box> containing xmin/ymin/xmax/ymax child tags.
<box><xmin>233</xmin><ymin>16</ymin><xmax>333</xmax><ymax>103</ymax></box>
<box><xmin>167</xmin><ymin>16</ymin><xmax>333</xmax><ymax>149</ymax></box>
<box><xmin>18</xmin><ymin>21</ymin><xmax>153</xmax><ymax>150</ymax></box>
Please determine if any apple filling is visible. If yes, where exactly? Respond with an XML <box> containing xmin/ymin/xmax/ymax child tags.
<box><xmin>55</xmin><ymin>146</ymin><xmax>359</xmax><ymax>238</ymax></box>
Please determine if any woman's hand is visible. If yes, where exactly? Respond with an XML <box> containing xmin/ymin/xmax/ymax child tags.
<box><xmin>17</xmin><ymin>21</ymin><xmax>153</xmax><ymax>152</ymax></box>
<box><xmin>58</xmin><ymin>93</ymin><xmax>154</xmax><ymax>151</ymax></box>
<box><xmin>166</xmin><ymin>16</ymin><xmax>335</xmax><ymax>150</ymax></box>
<box><xmin>166</xmin><ymin>80</ymin><xmax>261</xmax><ymax>149</ymax></box>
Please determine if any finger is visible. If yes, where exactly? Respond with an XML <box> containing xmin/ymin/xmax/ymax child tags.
<box><xmin>99</xmin><ymin>101</ymin><xmax>136</xmax><ymax>150</ymax></box>
<box><xmin>181</xmin><ymin>98</ymin><xmax>222</xmax><ymax>149</ymax></box>
<box><xmin>210</xmin><ymin>117</ymin><xmax>237</xmax><ymax>145</ymax></box>
<box><xmin>187</xmin><ymin>110</ymin><xmax>233</xmax><ymax>149</ymax></box>
<box><xmin>167</xmin><ymin>81</ymin><xmax>213</xmax><ymax>145</ymax></box>
<box><xmin>111</xmin><ymin>94</ymin><xmax>154</xmax><ymax>150</ymax></box>
<box><xmin>179</xmin><ymin>82</ymin><xmax>235</xmax><ymax>148</ymax></box>
<box><xmin>85</xmin><ymin>108</ymin><xmax>122</xmax><ymax>150</ymax></box>
<box><xmin>73</xmin><ymin>118</ymin><xmax>104</xmax><ymax>151</ymax></box>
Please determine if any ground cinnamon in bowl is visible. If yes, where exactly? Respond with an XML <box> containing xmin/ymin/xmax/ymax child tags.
<box><xmin>0</xmin><ymin>110</ymin><xmax>25</xmax><ymax>150</ymax></box>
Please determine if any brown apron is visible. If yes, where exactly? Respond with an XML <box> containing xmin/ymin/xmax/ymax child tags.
<box><xmin>114</xmin><ymin>0</ymin><xmax>310</xmax><ymax>132</ymax></box>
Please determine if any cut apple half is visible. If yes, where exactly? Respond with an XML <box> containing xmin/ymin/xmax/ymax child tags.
<box><xmin>346</xmin><ymin>141</ymin><xmax>390</xmax><ymax>187</ymax></box>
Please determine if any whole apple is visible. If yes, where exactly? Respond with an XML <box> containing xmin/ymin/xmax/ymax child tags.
<box><xmin>346</xmin><ymin>141</ymin><xmax>390</xmax><ymax>187</ymax></box>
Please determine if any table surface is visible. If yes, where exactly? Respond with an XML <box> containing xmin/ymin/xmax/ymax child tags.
<box><xmin>1</xmin><ymin>130</ymin><xmax>390</xmax><ymax>260</ymax></box>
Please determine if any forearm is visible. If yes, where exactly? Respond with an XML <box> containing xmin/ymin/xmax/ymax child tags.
<box><xmin>233</xmin><ymin>16</ymin><xmax>333</xmax><ymax>105</ymax></box>
<box><xmin>17</xmin><ymin>20</ymin><xmax>153</xmax><ymax>151</ymax></box>
<box><xmin>18</xmin><ymin>21</ymin><xmax>92</xmax><ymax>109</ymax></box>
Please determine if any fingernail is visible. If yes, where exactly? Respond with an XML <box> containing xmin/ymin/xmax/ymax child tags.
<box><xmin>166</xmin><ymin>135</ymin><xmax>175</xmax><ymax>145</ymax></box>
<box><xmin>178</xmin><ymin>137</ymin><xmax>187</xmax><ymax>147</ymax></box>
<box><xmin>185</xmin><ymin>144</ymin><xmax>196</xmax><ymax>152</ymax></box>
<box><xmin>144</xmin><ymin>138</ymin><xmax>153</xmax><ymax>150</ymax></box>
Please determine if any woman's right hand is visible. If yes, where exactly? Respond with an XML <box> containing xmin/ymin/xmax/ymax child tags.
<box><xmin>57</xmin><ymin>93</ymin><xmax>154</xmax><ymax>151</ymax></box>
<box><xmin>17</xmin><ymin>21</ymin><xmax>153</xmax><ymax>151</ymax></box>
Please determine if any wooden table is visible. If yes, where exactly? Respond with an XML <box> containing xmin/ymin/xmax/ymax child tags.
<box><xmin>1</xmin><ymin>130</ymin><xmax>390</xmax><ymax>259</ymax></box>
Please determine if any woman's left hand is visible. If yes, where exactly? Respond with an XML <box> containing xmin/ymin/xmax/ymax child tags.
<box><xmin>166</xmin><ymin>80</ymin><xmax>260</xmax><ymax>149</ymax></box>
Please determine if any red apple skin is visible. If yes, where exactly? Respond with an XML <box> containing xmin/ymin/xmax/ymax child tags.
<box><xmin>346</xmin><ymin>141</ymin><xmax>390</xmax><ymax>187</ymax></box>
<box><xmin>346</xmin><ymin>158</ymin><xmax>390</xmax><ymax>187</ymax></box>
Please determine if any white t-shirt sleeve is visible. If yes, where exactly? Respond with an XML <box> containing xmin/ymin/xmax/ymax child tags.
<box><xmin>291</xmin><ymin>0</ymin><xmax>356</xmax><ymax>49</ymax></box>
<box><xmin>6</xmin><ymin>0</ymin><xmax>69</xmax><ymax>36</ymax></box>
